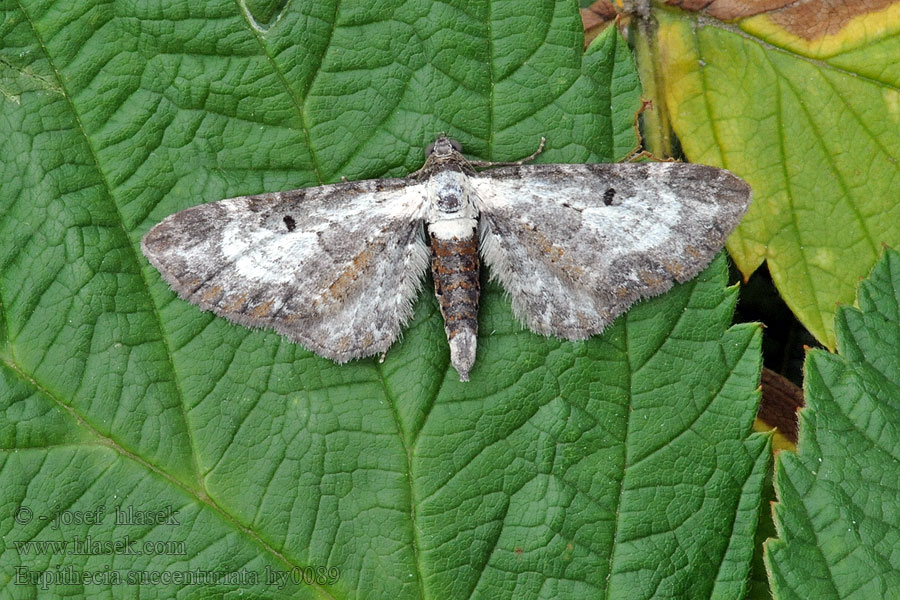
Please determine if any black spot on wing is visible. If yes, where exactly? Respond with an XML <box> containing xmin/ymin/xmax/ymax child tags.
<box><xmin>603</xmin><ymin>188</ymin><xmax>616</xmax><ymax>206</ymax></box>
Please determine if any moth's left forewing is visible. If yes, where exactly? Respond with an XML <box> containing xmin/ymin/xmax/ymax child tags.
<box><xmin>471</xmin><ymin>162</ymin><xmax>751</xmax><ymax>339</ymax></box>
<box><xmin>141</xmin><ymin>178</ymin><xmax>430</xmax><ymax>362</ymax></box>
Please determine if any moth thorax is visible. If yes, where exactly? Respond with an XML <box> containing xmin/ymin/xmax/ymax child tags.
<box><xmin>438</xmin><ymin>184</ymin><xmax>462</xmax><ymax>212</ymax></box>
<box><xmin>429</xmin><ymin>170</ymin><xmax>473</xmax><ymax>216</ymax></box>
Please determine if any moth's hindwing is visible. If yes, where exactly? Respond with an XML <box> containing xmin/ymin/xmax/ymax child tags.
<box><xmin>472</xmin><ymin>162</ymin><xmax>751</xmax><ymax>338</ymax></box>
<box><xmin>141</xmin><ymin>178</ymin><xmax>430</xmax><ymax>361</ymax></box>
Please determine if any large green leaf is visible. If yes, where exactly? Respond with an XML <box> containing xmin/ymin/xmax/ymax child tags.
<box><xmin>766</xmin><ymin>248</ymin><xmax>900</xmax><ymax>599</ymax></box>
<box><xmin>1</xmin><ymin>1</ymin><xmax>766</xmax><ymax>598</ymax></box>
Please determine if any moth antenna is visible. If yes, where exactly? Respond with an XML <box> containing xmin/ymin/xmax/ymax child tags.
<box><xmin>468</xmin><ymin>137</ymin><xmax>546</xmax><ymax>168</ymax></box>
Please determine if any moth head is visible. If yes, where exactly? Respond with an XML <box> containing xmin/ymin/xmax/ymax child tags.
<box><xmin>426</xmin><ymin>137</ymin><xmax>463</xmax><ymax>159</ymax></box>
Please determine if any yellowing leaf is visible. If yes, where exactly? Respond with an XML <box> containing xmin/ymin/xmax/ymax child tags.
<box><xmin>650</xmin><ymin>1</ymin><xmax>900</xmax><ymax>348</ymax></box>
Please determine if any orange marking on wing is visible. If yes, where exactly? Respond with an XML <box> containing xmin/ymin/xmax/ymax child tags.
<box><xmin>250</xmin><ymin>299</ymin><xmax>274</xmax><ymax>318</ymax></box>
<box><xmin>663</xmin><ymin>259</ymin><xmax>685</xmax><ymax>278</ymax></box>
<box><xmin>202</xmin><ymin>285</ymin><xmax>224</xmax><ymax>302</ymax></box>
<box><xmin>334</xmin><ymin>335</ymin><xmax>351</xmax><ymax>351</ymax></box>
<box><xmin>685</xmin><ymin>245</ymin><xmax>703</xmax><ymax>260</ymax></box>
<box><xmin>522</xmin><ymin>223</ymin><xmax>585</xmax><ymax>278</ymax></box>
<box><xmin>326</xmin><ymin>246</ymin><xmax>377</xmax><ymax>300</ymax></box>
<box><xmin>639</xmin><ymin>270</ymin><xmax>665</xmax><ymax>288</ymax></box>
<box><xmin>223</xmin><ymin>293</ymin><xmax>247</xmax><ymax>311</ymax></box>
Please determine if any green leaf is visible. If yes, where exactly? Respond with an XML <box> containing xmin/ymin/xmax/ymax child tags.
<box><xmin>1</xmin><ymin>2</ymin><xmax>766</xmax><ymax>598</ymax></box>
<box><xmin>765</xmin><ymin>247</ymin><xmax>900</xmax><ymax>599</ymax></box>
<box><xmin>646</xmin><ymin>2</ymin><xmax>900</xmax><ymax>349</ymax></box>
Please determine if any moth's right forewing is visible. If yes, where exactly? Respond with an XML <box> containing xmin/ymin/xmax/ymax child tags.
<box><xmin>141</xmin><ymin>178</ymin><xmax>430</xmax><ymax>361</ymax></box>
<box><xmin>472</xmin><ymin>163</ymin><xmax>751</xmax><ymax>339</ymax></box>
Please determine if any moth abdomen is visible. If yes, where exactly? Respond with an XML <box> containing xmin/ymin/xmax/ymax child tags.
<box><xmin>430</xmin><ymin>231</ymin><xmax>479</xmax><ymax>381</ymax></box>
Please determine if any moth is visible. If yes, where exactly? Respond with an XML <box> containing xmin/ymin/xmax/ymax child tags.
<box><xmin>142</xmin><ymin>138</ymin><xmax>751</xmax><ymax>381</ymax></box>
